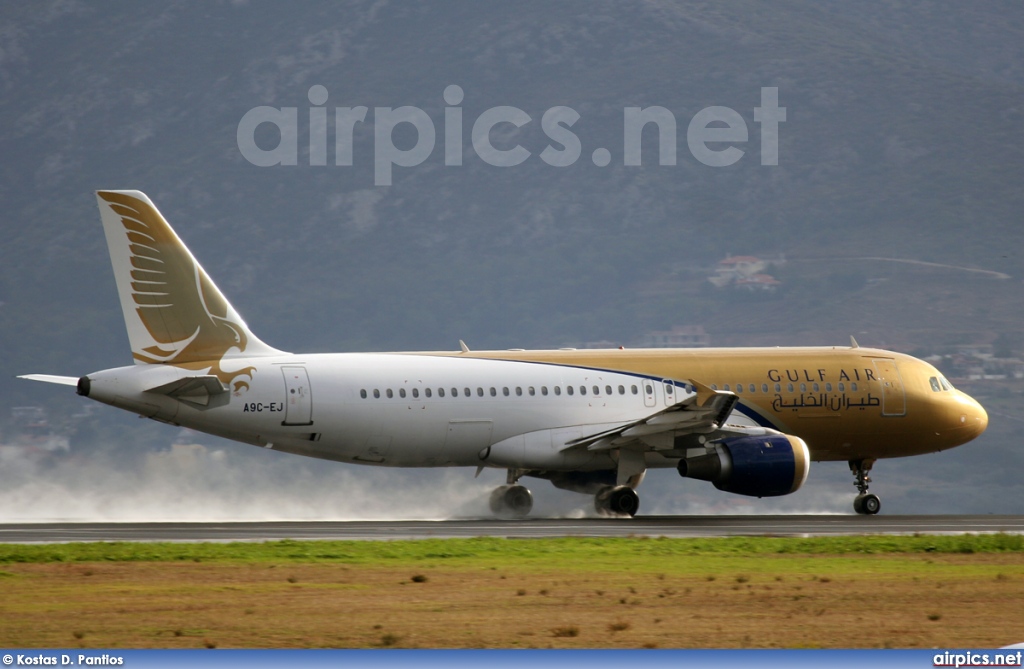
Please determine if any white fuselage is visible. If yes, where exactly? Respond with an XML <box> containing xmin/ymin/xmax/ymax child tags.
<box><xmin>83</xmin><ymin>353</ymin><xmax>739</xmax><ymax>471</ymax></box>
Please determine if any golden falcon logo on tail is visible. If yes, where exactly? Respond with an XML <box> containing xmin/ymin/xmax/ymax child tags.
<box><xmin>98</xmin><ymin>191</ymin><xmax>257</xmax><ymax>391</ymax></box>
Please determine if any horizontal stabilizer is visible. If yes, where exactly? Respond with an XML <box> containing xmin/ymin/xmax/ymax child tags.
<box><xmin>146</xmin><ymin>375</ymin><xmax>229</xmax><ymax>408</ymax></box>
<box><xmin>17</xmin><ymin>374</ymin><xmax>79</xmax><ymax>387</ymax></box>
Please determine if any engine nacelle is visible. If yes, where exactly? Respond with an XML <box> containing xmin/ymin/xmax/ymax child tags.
<box><xmin>676</xmin><ymin>434</ymin><xmax>810</xmax><ymax>497</ymax></box>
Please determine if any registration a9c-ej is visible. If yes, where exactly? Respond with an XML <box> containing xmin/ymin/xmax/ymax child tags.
<box><xmin>21</xmin><ymin>191</ymin><xmax>989</xmax><ymax>517</ymax></box>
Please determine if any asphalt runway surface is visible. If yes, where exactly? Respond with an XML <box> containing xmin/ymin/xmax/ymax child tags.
<box><xmin>1</xmin><ymin>515</ymin><xmax>1022</xmax><ymax>543</ymax></box>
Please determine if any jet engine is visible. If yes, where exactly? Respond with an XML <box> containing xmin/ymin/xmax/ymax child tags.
<box><xmin>676</xmin><ymin>434</ymin><xmax>810</xmax><ymax>497</ymax></box>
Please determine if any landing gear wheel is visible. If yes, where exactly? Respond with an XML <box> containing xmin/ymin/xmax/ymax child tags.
<box><xmin>595</xmin><ymin>485</ymin><xmax>640</xmax><ymax>517</ymax></box>
<box><xmin>489</xmin><ymin>485</ymin><xmax>533</xmax><ymax>518</ymax></box>
<box><xmin>849</xmin><ymin>459</ymin><xmax>880</xmax><ymax>515</ymax></box>
<box><xmin>854</xmin><ymin>493</ymin><xmax>880</xmax><ymax>515</ymax></box>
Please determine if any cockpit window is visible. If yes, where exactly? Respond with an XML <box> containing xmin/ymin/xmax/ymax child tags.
<box><xmin>929</xmin><ymin>376</ymin><xmax>942</xmax><ymax>392</ymax></box>
<box><xmin>939</xmin><ymin>376</ymin><xmax>952</xmax><ymax>391</ymax></box>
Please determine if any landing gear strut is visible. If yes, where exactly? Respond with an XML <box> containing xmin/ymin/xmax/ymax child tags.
<box><xmin>489</xmin><ymin>469</ymin><xmax>533</xmax><ymax>518</ymax></box>
<box><xmin>595</xmin><ymin>485</ymin><xmax>640</xmax><ymax>517</ymax></box>
<box><xmin>849</xmin><ymin>459</ymin><xmax>880</xmax><ymax>515</ymax></box>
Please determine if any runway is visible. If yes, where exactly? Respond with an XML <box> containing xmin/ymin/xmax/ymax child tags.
<box><xmin>1</xmin><ymin>515</ymin><xmax>1023</xmax><ymax>543</ymax></box>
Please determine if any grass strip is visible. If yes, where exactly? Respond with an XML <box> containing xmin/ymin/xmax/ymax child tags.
<box><xmin>1</xmin><ymin>533</ymin><xmax>1021</xmax><ymax>565</ymax></box>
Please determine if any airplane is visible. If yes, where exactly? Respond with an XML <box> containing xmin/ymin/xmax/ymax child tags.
<box><xmin>20</xmin><ymin>190</ymin><xmax>989</xmax><ymax>517</ymax></box>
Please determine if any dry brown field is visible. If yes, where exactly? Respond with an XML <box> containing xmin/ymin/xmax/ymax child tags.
<box><xmin>1</xmin><ymin>537</ymin><xmax>1022</xmax><ymax>649</ymax></box>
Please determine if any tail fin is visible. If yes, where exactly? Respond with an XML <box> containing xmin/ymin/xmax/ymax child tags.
<box><xmin>96</xmin><ymin>190</ymin><xmax>282</xmax><ymax>379</ymax></box>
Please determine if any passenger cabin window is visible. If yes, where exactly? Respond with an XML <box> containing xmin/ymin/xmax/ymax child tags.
<box><xmin>542</xmin><ymin>386</ymin><xmax>549</xmax><ymax>396</ymax></box>
<box><xmin>360</xmin><ymin>389</ymin><xmax>367</xmax><ymax>399</ymax></box>
<box><xmin>516</xmin><ymin>387</ymin><xmax>523</xmax><ymax>396</ymax></box>
<box><xmin>528</xmin><ymin>387</ymin><xmax>535</xmax><ymax>396</ymax></box>
<box><xmin>555</xmin><ymin>386</ymin><xmax>561</xmax><ymax>396</ymax></box>
<box><xmin>423</xmin><ymin>388</ymin><xmax>430</xmax><ymax>398</ymax></box>
<box><xmin>373</xmin><ymin>389</ymin><xmax>380</xmax><ymax>399</ymax></box>
<box><xmin>567</xmin><ymin>386</ymin><xmax>574</xmax><ymax>396</ymax></box>
<box><xmin>631</xmin><ymin>385</ymin><xmax>639</xmax><ymax>395</ymax></box>
<box><xmin>851</xmin><ymin>382</ymin><xmax>858</xmax><ymax>391</ymax></box>
<box><xmin>761</xmin><ymin>384</ymin><xmax>769</xmax><ymax>393</ymax></box>
<box><xmin>618</xmin><ymin>385</ymin><xmax>625</xmax><ymax>395</ymax></box>
<box><xmin>438</xmin><ymin>388</ymin><xmax>445</xmax><ymax>397</ymax></box>
<box><xmin>606</xmin><ymin>385</ymin><xmax>613</xmax><ymax>395</ymax></box>
<box><xmin>593</xmin><ymin>385</ymin><xmax>600</xmax><ymax>395</ymax></box>
<box><xmin>838</xmin><ymin>382</ymin><xmax>845</xmax><ymax>392</ymax></box>
<box><xmin>490</xmin><ymin>387</ymin><xmax>497</xmax><ymax>397</ymax></box>
<box><xmin>387</xmin><ymin>389</ymin><xmax>394</xmax><ymax>398</ymax></box>
<box><xmin>477</xmin><ymin>387</ymin><xmax>484</xmax><ymax>397</ymax></box>
<box><xmin>825</xmin><ymin>383</ymin><xmax>832</xmax><ymax>392</ymax></box>
<box><xmin>502</xmin><ymin>387</ymin><xmax>509</xmax><ymax>396</ymax></box>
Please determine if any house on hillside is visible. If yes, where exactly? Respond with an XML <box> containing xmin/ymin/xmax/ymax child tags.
<box><xmin>708</xmin><ymin>254</ymin><xmax>784</xmax><ymax>291</ymax></box>
<box><xmin>735</xmin><ymin>273</ymin><xmax>783</xmax><ymax>293</ymax></box>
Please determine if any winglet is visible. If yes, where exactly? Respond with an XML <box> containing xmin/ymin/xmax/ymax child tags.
<box><xmin>688</xmin><ymin>378</ymin><xmax>739</xmax><ymax>427</ymax></box>
<box><xmin>459</xmin><ymin>339</ymin><xmax>470</xmax><ymax>353</ymax></box>
<box><xmin>689</xmin><ymin>379</ymin><xmax>719</xmax><ymax>406</ymax></box>
<box><xmin>850</xmin><ymin>335</ymin><xmax>860</xmax><ymax>349</ymax></box>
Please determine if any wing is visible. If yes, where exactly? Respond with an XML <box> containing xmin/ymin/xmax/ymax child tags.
<box><xmin>99</xmin><ymin>192</ymin><xmax>237</xmax><ymax>364</ymax></box>
<box><xmin>561</xmin><ymin>380</ymin><xmax>745</xmax><ymax>452</ymax></box>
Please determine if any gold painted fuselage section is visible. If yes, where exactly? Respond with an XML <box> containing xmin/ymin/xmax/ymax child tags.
<box><xmin>452</xmin><ymin>346</ymin><xmax>988</xmax><ymax>462</ymax></box>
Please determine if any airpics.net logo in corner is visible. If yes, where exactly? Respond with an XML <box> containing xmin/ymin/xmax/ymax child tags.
<box><xmin>236</xmin><ymin>85</ymin><xmax>785</xmax><ymax>186</ymax></box>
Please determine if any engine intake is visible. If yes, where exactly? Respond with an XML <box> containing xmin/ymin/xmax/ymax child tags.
<box><xmin>677</xmin><ymin>434</ymin><xmax>810</xmax><ymax>497</ymax></box>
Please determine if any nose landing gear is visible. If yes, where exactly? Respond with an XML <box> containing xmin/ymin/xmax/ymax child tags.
<box><xmin>489</xmin><ymin>469</ymin><xmax>533</xmax><ymax>518</ymax></box>
<box><xmin>849</xmin><ymin>458</ymin><xmax>880</xmax><ymax>515</ymax></box>
<box><xmin>489</xmin><ymin>485</ymin><xmax>533</xmax><ymax>517</ymax></box>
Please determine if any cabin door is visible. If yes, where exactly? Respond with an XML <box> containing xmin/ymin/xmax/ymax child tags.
<box><xmin>281</xmin><ymin>366</ymin><xmax>314</xmax><ymax>425</ymax></box>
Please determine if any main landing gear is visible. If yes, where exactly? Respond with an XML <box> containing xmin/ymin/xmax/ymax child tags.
<box><xmin>595</xmin><ymin>485</ymin><xmax>640</xmax><ymax>517</ymax></box>
<box><xmin>849</xmin><ymin>458</ymin><xmax>881</xmax><ymax>515</ymax></box>
<box><xmin>489</xmin><ymin>469</ymin><xmax>533</xmax><ymax>518</ymax></box>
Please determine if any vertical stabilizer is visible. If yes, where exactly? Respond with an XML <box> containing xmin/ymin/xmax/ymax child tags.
<box><xmin>96</xmin><ymin>190</ymin><xmax>281</xmax><ymax>388</ymax></box>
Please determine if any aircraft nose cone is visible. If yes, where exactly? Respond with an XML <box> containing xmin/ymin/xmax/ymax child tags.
<box><xmin>957</xmin><ymin>393</ymin><xmax>988</xmax><ymax>440</ymax></box>
<box><xmin>968</xmin><ymin>397</ymin><xmax>988</xmax><ymax>438</ymax></box>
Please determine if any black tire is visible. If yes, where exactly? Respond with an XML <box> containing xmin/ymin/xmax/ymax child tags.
<box><xmin>853</xmin><ymin>494</ymin><xmax>865</xmax><ymax>514</ymax></box>
<box><xmin>489</xmin><ymin>486</ymin><xmax>509</xmax><ymax>515</ymax></box>
<box><xmin>861</xmin><ymin>493</ymin><xmax>881</xmax><ymax>515</ymax></box>
<box><xmin>595</xmin><ymin>485</ymin><xmax>640</xmax><ymax>517</ymax></box>
<box><xmin>503</xmin><ymin>485</ymin><xmax>533</xmax><ymax>517</ymax></box>
<box><xmin>490</xmin><ymin>485</ymin><xmax>532</xmax><ymax>518</ymax></box>
<box><xmin>609</xmin><ymin>487</ymin><xmax>640</xmax><ymax>517</ymax></box>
